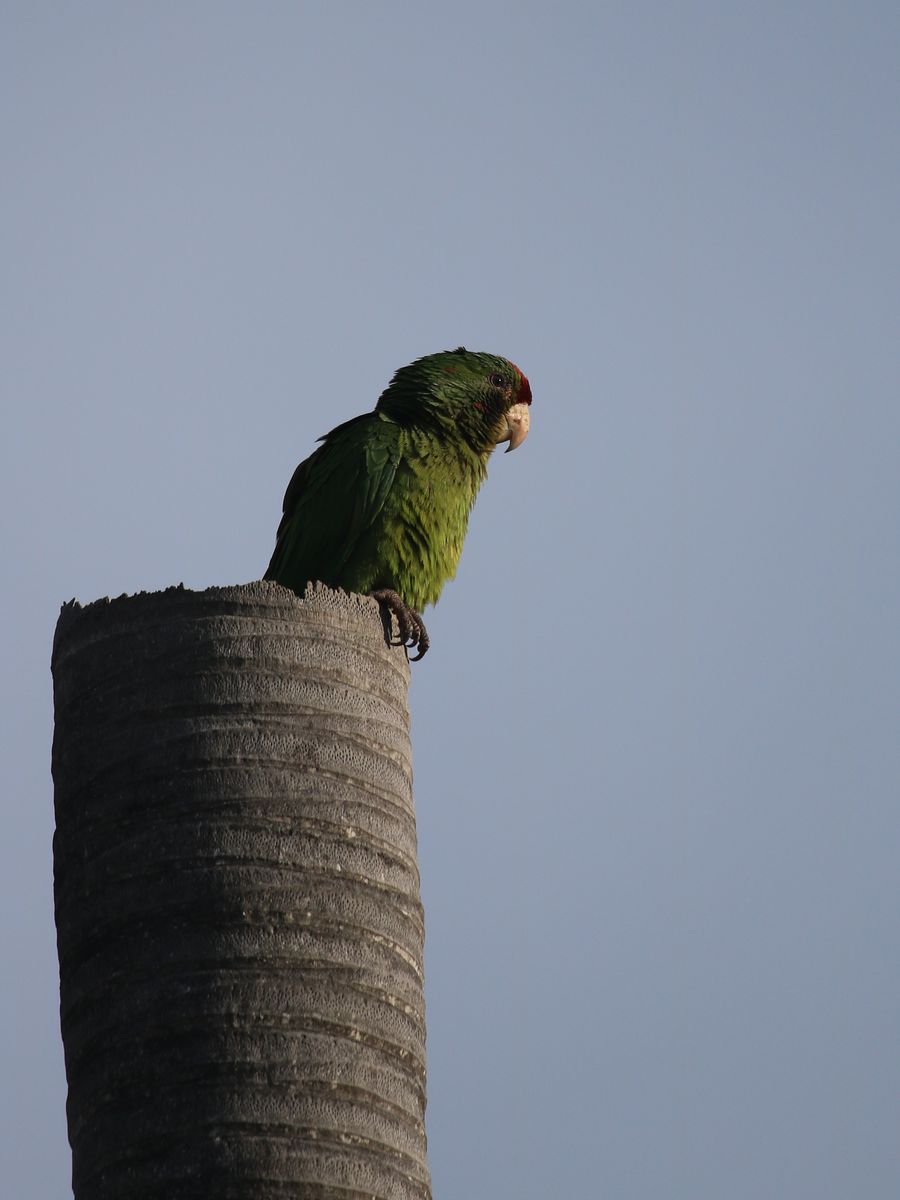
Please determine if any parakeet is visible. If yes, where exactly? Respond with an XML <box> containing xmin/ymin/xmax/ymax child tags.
<box><xmin>264</xmin><ymin>347</ymin><xmax>532</xmax><ymax>659</ymax></box>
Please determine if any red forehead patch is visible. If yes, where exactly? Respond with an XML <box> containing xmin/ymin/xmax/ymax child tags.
<box><xmin>509</xmin><ymin>362</ymin><xmax>532</xmax><ymax>405</ymax></box>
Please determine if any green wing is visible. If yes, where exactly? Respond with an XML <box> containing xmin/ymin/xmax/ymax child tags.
<box><xmin>264</xmin><ymin>411</ymin><xmax>402</xmax><ymax>595</ymax></box>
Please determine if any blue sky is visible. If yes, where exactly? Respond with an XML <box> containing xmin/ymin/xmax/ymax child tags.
<box><xmin>3</xmin><ymin>4</ymin><xmax>899</xmax><ymax>1195</ymax></box>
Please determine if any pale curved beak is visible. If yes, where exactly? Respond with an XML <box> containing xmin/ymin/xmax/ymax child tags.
<box><xmin>499</xmin><ymin>402</ymin><xmax>531</xmax><ymax>453</ymax></box>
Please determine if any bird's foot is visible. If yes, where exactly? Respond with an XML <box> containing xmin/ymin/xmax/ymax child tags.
<box><xmin>371</xmin><ymin>589</ymin><xmax>430</xmax><ymax>661</ymax></box>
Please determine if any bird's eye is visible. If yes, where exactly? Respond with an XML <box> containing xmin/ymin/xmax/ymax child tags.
<box><xmin>489</xmin><ymin>372</ymin><xmax>507</xmax><ymax>388</ymax></box>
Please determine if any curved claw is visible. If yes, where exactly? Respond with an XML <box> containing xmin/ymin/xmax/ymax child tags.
<box><xmin>371</xmin><ymin>589</ymin><xmax>430</xmax><ymax>660</ymax></box>
<box><xmin>407</xmin><ymin>615</ymin><xmax>430</xmax><ymax>661</ymax></box>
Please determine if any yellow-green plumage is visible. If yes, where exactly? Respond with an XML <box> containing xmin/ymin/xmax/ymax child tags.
<box><xmin>265</xmin><ymin>348</ymin><xmax>531</xmax><ymax>630</ymax></box>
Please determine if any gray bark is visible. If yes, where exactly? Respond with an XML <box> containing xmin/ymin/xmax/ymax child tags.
<box><xmin>51</xmin><ymin>582</ymin><xmax>429</xmax><ymax>1200</ymax></box>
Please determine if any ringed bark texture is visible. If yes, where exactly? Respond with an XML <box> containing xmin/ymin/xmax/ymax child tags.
<box><xmin>51</xmin><ymin>582</ymin><xmax>429</xmax><ymax>1200</ymax></box>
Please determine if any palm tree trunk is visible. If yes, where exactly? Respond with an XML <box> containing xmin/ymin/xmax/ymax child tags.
<box><xmin>51</xmin><ymin>582</ymin><xmax>430</xmax><ymax>1200</ymax></box>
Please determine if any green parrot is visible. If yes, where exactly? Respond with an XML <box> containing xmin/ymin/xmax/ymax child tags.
<box><xmin>264</xmin><ymin>346</ymin><xmax>532</xmax><ymax>659</ymax></box>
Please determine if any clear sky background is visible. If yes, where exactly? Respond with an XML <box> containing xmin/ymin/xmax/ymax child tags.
<box><xmin>3</xmin><ymin>3</ymin><xmax>899</xmax><ymax>1196</ymax></box>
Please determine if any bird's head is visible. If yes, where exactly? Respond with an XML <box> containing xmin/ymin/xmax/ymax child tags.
<box><xmin>376</xmin><ymin>347</ymin><xmax>532</xmax><ymax>455</ymax></box>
